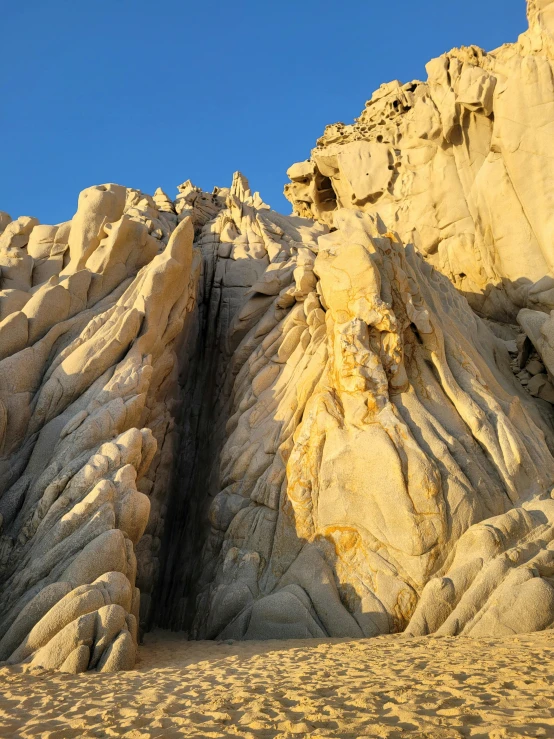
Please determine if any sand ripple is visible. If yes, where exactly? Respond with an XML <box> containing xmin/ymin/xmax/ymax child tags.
<box><xmin>1</xmin><ymin>630</ymin><xmax>554</xmax><ymax>737</ymax></box>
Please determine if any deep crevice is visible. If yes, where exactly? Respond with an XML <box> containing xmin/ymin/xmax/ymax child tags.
<box><xmin>149</xmin><ymin>264</ymin><xmax>229</xmax><ymax>632</ymax></box>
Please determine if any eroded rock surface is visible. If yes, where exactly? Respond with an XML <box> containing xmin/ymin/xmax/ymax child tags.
<box><xmin>0</xmin><ymin>178</ymin><xmax>239</xmax><ymax>671</ymax></box>
<box><xmin>0</xmin><ymin>173</ymin><xmax>334</xmax><ymax>670</ymax></box>
<box><xmin>193</xmin><ymin>208</ymin><xmax>554</xmax><ymax>641</ymax></box>
<box><xmin>3</xmin><ymin>0</ymin><xmax>554</xmax><ymax>673</ymax></box>
<box><xmin>285</xmin><ymin>0</ymin><xmax>554</xmax><ymax>322</ymax></box>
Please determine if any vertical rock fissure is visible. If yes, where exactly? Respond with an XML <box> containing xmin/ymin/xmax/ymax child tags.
<box><xmin>149</xmin><ymin>174</ymin><xmax>275</xmax><ymax>633</ymax></box>
<box><xmin>150</xmin><ymin>264</ymin><xmax>229</xmax><ymax>632</ymax></box>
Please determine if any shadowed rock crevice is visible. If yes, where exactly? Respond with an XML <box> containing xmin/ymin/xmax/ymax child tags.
<box><xmin>150</xmin><ymin>179</ymin><xmax>269</xmax><ymax>631</ymax></box>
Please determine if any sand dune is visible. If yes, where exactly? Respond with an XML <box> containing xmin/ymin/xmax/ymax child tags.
<box><xmin>1</xmin><ymin>630</ymin><xmax>554</xmax><ymax>737</ymax></box>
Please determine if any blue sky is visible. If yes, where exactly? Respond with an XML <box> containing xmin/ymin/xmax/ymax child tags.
<box><xmin>2</xmin><ymin>1</ymin><xmax>527</xmax><ymax>225</ymax></box>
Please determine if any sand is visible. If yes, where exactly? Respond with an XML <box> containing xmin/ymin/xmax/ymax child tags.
<box><xmin>1</xmin><ymin>630</ymin><xmax>554</xmax><ymax>738</ymax></box>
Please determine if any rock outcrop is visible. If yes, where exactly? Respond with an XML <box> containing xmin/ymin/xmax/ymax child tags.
<box><xmin>285</xmin><ymin>0</ymin><xmax>554</xmax><ymax>323</ymax></box>
<box><xmin>0</xmin><ymin>183</ymin><xmax>207</xmax><ymax>672</ymax></box>
<box><xmin>193</xmin><ymin>208</ymin><xmax>554</xmax><ymax>641</ymax></box>
<box><xmin>3</xmin><ymin>0</ymin><xmax>554</xmax><ymax>673</ymax></box>
<box><xmin>0</xmin><ymin>173</ymin><xmax>330</xmax><ymax>670</ymax></box>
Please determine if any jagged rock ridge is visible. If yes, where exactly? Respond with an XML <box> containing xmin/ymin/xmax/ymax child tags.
<box><xmin>285</xmin><ymin>0</ymin><xmax>554</xmax><ymax>323</ymax></box>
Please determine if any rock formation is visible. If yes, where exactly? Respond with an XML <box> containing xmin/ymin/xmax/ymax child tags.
<box><xmin>193</xmin><ymin>208</ymin><xmax>554</xmax><ymax>641</ymax></box>
<box><xmin>0</xmin><ymin>183</ymin><xmax>206</xmax><ymax>672</ymax></box>
<box><xmin>285</xmin><ymin>0</ymin><xmax>554</xmax><ymax>323</ymax></box>
<box><xmin>3</xmin><ymin>0</ymin><xmax>554</xmax><ymax>673</ymax></box>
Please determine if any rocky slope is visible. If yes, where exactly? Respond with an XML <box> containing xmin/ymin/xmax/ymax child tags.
<box><xmin>2</xmin><ymin>0</ymin><xmax>554</xmax><ymax>673</ymax></box>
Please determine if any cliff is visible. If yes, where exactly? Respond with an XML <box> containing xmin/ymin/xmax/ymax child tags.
<box><xmin>2</xmin><ymin>1</ymin><xmax>554</xmax><ymax>673</ymax></box>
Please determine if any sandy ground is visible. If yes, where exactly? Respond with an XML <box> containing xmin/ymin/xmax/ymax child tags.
<box><xmin>1</xmin><ymin>630</ymin><xmax>554</xmax><ymax>738</ymax></box>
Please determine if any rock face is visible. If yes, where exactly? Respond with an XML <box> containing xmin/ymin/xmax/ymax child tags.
<box><xmin>192</xmin><ymin>208</ymin><xmax>554</xmax><ymax>641</ymax></box>
<box><xmin>0</xmin><ymin>182</ymin><xmax>209</xmax><ymax>672</ymax></box>
<box><xmin>285</xmin><ymin>0</ymin><xmax>554</xmax><ymax>322</ymax></box>
<box><xmin>0</xmin><ymin>173</ymin><xmax>331</xmax><ymax>670</ymax></box>
<box><xmin>3</xmin><ymin>0</ymin><xmax>554</xmax><ymax>673</ymax></box>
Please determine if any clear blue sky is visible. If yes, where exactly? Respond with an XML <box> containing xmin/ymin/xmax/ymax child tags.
<box><xmin>1</xmin><ymin>1</ymin><xmax>527</xmax><ymax>225</ymax></box>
